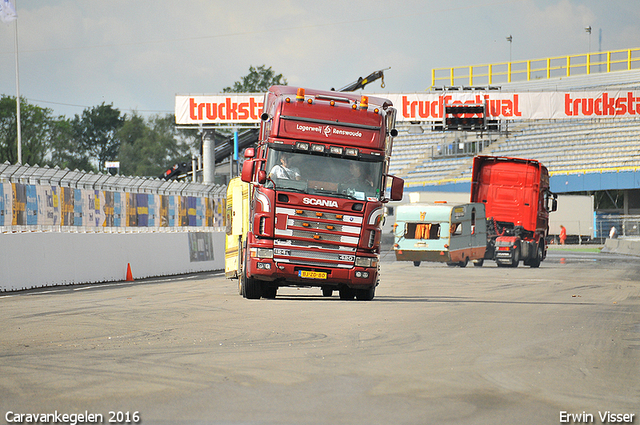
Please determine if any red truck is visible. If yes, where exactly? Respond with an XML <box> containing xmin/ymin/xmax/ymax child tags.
<box><xmin>470</xmin><ymin>155</ymin><xmax>557</xmax><ymax>267</ymax></box>
<box><xmin>234</xmin><ymin>85</ymin><xmax>404</xmax><ymax>300</ymax></box>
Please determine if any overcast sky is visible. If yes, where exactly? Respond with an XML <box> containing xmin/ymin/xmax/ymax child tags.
<box><xmin>1</xmin><ymin>0</ymin><xmax>639</xmax><ymax>119</ymax></box>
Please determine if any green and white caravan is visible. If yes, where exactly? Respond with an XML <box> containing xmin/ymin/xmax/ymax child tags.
<box><xmin>393</xmin><ymin>202</ymin><xmax>487</xmax><ymax>267</ymax></box>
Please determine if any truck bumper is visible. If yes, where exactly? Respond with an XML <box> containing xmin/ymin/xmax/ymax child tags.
<box><xmin>247</xmin><ymin>258</ymin><xmax>378</xmax><ymax>289</ymax></box>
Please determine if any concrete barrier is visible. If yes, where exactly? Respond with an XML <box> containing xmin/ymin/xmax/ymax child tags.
<box><xmin>601</xmin><ymin>237</ymin><xmax>640</xmax><ymax>257</ymax></box>
<box><xmin>0</xmin><ymin>231</ymin><xmax>225</xmax><ymax>292</ymax></box>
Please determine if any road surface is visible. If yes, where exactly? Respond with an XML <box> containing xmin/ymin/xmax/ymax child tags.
<box><xmin>1</xmin><ymin>248</ymin><xmax>638</xmax><ymax>424</ymax></box>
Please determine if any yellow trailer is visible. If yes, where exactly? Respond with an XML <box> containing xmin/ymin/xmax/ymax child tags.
<box><xmin>225</xmin><ymin>177</ymin><xmax>250</xmax><ymax>293</ymax></box>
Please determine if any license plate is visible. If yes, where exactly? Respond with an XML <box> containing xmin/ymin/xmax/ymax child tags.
<box><xmin>298</xmin><ymin>270</ymin><xmax>327</xmax><ymax>279</ymax></box>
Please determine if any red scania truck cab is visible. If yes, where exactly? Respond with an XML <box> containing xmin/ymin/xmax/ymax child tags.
<box><xmin>233</xmin><ymin>85</ymin><xmax>403</xmax><ymax>300</ymax></box>
<box><xmin>470</xmin><ymin>155</ymin><xmax>557</xmax><ymax>267</ymax></box>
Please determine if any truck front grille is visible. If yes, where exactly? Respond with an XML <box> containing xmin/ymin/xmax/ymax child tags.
<box><xmin>274</xmin><ymin>205</ymin><xmax>363</xmax><ymax>267</ymax></box>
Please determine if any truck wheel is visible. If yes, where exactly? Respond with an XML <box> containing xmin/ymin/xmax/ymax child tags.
<box><xmin>238</xmin><ymin>276</ymin><xmax>245</xmax><ymax>296</ymax></box>
<box><xmin>510</xmin><ymin>245</ymin><xmax>520</xmax><ymax>268</ymax></box>
<box><xmin>413</xmin><ymin>261</ymin><xmax>421</xmax><ymax>267</ymax></box>
<box><xmin>243</xmin><ymin>275</ymin><xmax>262</xmax><ymax>299</ymax></box>
<box><xmin>242</xmin><ymin>256</ymin><xmax>262</xmax><ymax>300</ymax></box>
<box><xmin>529</xmin><ymin>244</ymin><xmax>543</xmax><ymax>268</ymax></box>
<box><xmin>355</xmin><ymin>286</ymin><xmax>375</xmax><ymax>301</ymax></box>
<box><xmin>459</xmin><ymin>257</ymin><xmax>469</xmax><ymax>268</ymax></box>
<box><xmin>339</xmin><ymin>287</ymin><xmax>355</xmax><ymax>300</ymax></box>
<box><xmin>262</xmin><ymin>286</ymin><xmax>277</xmax><ymax>299</ymax></box>
<box><xmin>322</xmin><ymin>287</ymin><xmax>333</xmax><ymax>297</ymax></box>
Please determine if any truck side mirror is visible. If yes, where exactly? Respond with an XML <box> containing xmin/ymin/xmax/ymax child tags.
<box><xmin>241</xmin><ymin>159</ymin><xmax>254</xmax><ymax>183</ymax></box>
<box><xmin>257</xmin><ymin>170</ymin><xmax>267</xmax><ymax>184</ymax></box>
<box><xmin>545</xmin><ymin>192</ymin><xmax>558</xmax><ymax>212</ymax></box>
<box><xmin>389</xmin><ymin>175</ymin><xmax>404</xmax><ymax>201</ymax></box>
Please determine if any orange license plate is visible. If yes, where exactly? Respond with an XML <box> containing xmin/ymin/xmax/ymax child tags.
<box><xmin>298</xmin><ymin>270</ymin><xmax>327</xmax><ymax>279</ymax></box>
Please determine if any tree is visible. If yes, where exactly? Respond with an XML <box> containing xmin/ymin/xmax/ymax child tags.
<box><xmin>49</xmin><ymin>102</ymin><xmax>125</xmax><ymax>173</ymax></box>
<box><xmin>223</xmin><ymin>65</ymin><xmax>287</xmax><ymax>93</ymax></box>
<box><xmin>0</xmin><ymin>95</ymin><xmax>54</xmax><ymax>166</ymax></box>
<box><xmin>118</xmin><ymin>113</ymin><xmax>191</xmax><ymax>177</ymax></box>
<box><xmin>72</xmin><ymin>103</ymin><xmax>125</xmax><ymax>170</ymax></box>
<box><xmin>49</xmin><ymin>116</ymin><xmax>94</xmax><ymax>171</ymax></box>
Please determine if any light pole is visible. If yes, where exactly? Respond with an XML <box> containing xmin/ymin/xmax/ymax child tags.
<box><xmin>585</xmin><ymin>26</ymin><xmax>592</xmax><ymax>52</ymax></box>
<box><xmin>506</xmin><ymin>35</ymin><xmax>513</xmax><ymax>63</ymax></box>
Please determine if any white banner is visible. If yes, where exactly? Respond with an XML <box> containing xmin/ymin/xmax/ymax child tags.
<box><xmin>175</xmin><ymin>90</ymin><xmax>640</xmax><ymax>124</ymax></box>
<box><xmin>387</xmin><ymin>90</ymin><xmax>640</xmax><ymax>122</ymax></box>
<box><xmin>175</xmin><ymin>94</ymin><xmax>264</xmax><ymax>124</ymax></box>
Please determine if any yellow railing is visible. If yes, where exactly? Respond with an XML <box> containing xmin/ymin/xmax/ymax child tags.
<box><xmin>431</xmin><ymin>47</ymin><xmax>640</xmax><ymax>88</ymax></box>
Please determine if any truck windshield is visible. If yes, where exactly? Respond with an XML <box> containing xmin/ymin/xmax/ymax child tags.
<box><xmin>265</xmin><ymin>149</ymin><xmax>384</xmax><ymax>201</ymax></box>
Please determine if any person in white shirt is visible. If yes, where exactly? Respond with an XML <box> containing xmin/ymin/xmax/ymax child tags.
<box><xmin>269</xmin><ymin>153</ymin><xmax>300</xmax><ymax>180</ymax></box>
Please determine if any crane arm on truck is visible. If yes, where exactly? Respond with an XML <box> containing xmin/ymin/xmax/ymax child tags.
<box><xmin>334</xmin><ymin>68</ymin><xmax>390</xmax><ymax>92</ymax></box>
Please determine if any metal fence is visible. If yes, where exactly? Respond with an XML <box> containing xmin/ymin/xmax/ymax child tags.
<box><xmin>431</xmin><ymin>47</ymin><xmax>640</xmax><ymax>87</ymax></box>
<box><xmin>0</xmin><ymin>162</ymin><xmax>227</xmax><ymax>233</ymax></box>
<box><xmin>595</xmin><ymin>214</ymin><xmax>640</xmax><ymax>239</ymax></box>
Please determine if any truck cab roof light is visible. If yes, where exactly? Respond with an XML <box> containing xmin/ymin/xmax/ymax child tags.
<box><xmin>316</xmin><ymin>94</ymin><xmax>351</xmax><ymax>103</ymax></box>
<box><xmin>345</xmin><ymin>148</ymin><xmax>358</xmax><ymax>156</ymax></box>
<box><xmin>311</xmin><ymin>144</ymin><xmax>325</xmax><ymax>153</ymax></box>
<box><xmin>359</xmin><ymin>96</ymin><xmax>369</xmax><ymax>110</ymax></box>
<box><xmin>296</xmin><ymin>88</ymin><xmax>305</xmax><ymax>102</ymax></box>
<box><xmin>329</xmin><ymin>146</ymin><xmax>343</xmax><ymax>155</ymax></box>
<box><xmin>296</xmin><ymin>142</ymin><xmax>309</xmax><ymax>151</ymax></box>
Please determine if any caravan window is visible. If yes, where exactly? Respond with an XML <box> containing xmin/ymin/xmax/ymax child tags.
<box><xmin>451</xmin><ymin>222</ymin><xmax>463</xmax><ymax>236</ymax></box>
<box><xmin>405</xmin><ymin>222</ymin><xmax>441</xmax><ymax>239</ymax></box>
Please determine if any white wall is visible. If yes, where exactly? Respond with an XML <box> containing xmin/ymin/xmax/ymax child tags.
<box><xmin>0</xmin><ymin>231</ymin><xmax>225</xmax><ymax>292</ymax></box>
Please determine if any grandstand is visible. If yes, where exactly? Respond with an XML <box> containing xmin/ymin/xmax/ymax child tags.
<box><xmin>389</xmin><ymin>49</ymin><xmax>640</xmax><ymax>224</ymax></box>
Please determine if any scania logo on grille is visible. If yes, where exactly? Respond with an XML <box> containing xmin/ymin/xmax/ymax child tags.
<box><xmin>302</xmin><ymin>197</ymin><xmax>339</xmax><ymax>208</ymax></box>
<box><xmin>323</xmin><ymin>126</ymin><xmax>332</xmax><ymax>137</ymax></box>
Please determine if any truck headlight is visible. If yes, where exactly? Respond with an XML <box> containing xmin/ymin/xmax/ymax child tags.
<box><xmin>355</xmin><ymin>256</ymin><xmax>377</xmax><ymax>268</ymax></box>
<box><xmin>250</xmin><ymin>248</ymin><xmax>273</xmax><ymax>259</ymax></box>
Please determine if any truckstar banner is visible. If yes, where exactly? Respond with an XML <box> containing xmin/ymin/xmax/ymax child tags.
<box><xmin>175</xmin><ymin>95</ymin><xmax>265</xmax><ymax>124</ymax></box>
<box><xmin>386</xmin><ymin>90</ymin><xmax>640</xmax><ymax>122</ymax></box>
<box><xmin>175</xmin><ymin>90</ymin><xmax>640</xmax><ymax>124</ymax></box>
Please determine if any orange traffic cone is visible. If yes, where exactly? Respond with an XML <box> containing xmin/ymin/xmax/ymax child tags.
<box><xmin>126</xmin><ymin>263</ymin><xmax>134</xmax><ymax>281</ymax></box>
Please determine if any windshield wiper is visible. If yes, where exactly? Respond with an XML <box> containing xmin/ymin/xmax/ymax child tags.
<box><xmin>310</xmin><ymin>188</ymin><xmax>359</xmax><ymax>200</ymax></box>
<box><xmin>275</xmin><ymin>186</ymin><xmax>309</xmax><ymax>195</ymax></box>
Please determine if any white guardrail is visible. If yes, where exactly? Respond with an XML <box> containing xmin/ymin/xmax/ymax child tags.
<box><xmin>0</xmin><ymin>163</ymin><xmax>228</xmax><ymax>291</ymax></box>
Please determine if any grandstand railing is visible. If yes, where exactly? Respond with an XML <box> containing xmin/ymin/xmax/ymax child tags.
<box><xmin>431</xmin><ymin>47</ymin><xmax>640</xmax><ymax>87</ymax></box>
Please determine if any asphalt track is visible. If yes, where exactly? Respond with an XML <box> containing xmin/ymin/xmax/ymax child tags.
<box><xmin>1</xmin><ymin>247</ymin><xmax>639</xmax><ymax>425</ymax></box>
